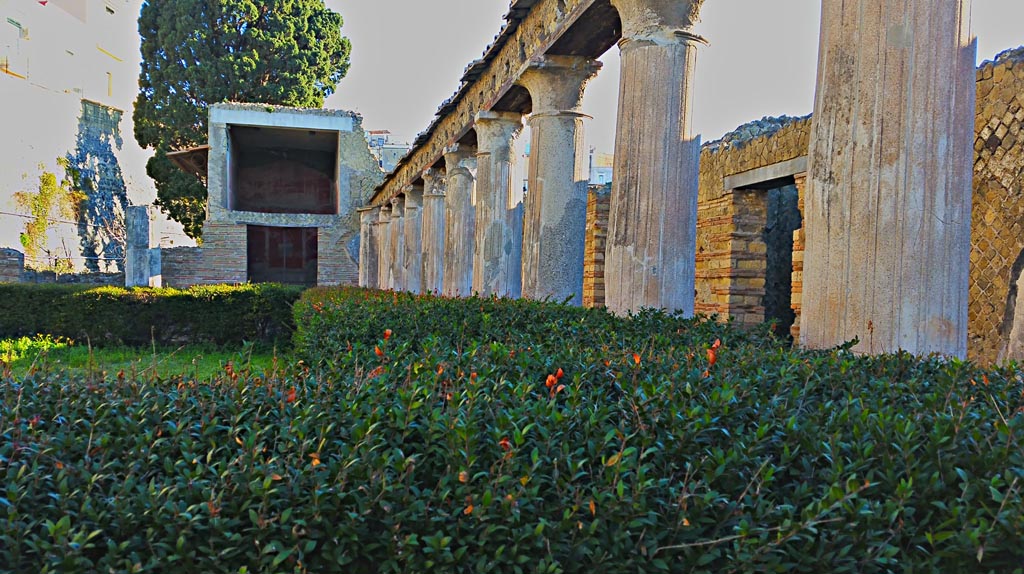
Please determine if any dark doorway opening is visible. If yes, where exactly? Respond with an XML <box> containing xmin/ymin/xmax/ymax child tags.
<box><xmin>229</xmin><ymin>126</ymin><xmax>339</xmax><ymax>214</ymax></box>
<box><xmin>247</xmin><ymin>226</ymin><xmax>318</xmax><ymax>286</ymax></box>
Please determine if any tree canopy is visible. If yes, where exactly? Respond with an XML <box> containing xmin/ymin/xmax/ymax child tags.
<box><xmin>133</xmin><ymin>0</ymin><xmax>352</xmax><ymax>238</ymax></box>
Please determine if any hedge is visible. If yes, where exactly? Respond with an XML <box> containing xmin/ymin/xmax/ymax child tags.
<box><xmin>0</xmin><ymin>283</ymin><xmax>303</xmax><ymax>347</ymax></box>
<box><xmin>0</xmin><ymin>287</ymin><xmax>1021</xmax><ymax>572</ymax></box>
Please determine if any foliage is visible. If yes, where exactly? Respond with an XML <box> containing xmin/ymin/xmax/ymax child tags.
<box><xmin>133</xmin><ymin>0</ymin><xmax>353</xmax><ymax>238</ymax></box>
<box><xmin>0</xmin><ymin>338</ymin><xmax>278</xmax><ymax>381</ymax></box>
<box><xmin>0</xmin><ymin>335</ymin><xmax>71</xmax><ymax>364</ymax></box>
<box><xmin>0</xmin><ymin>283</ymin><xmax>303</xmax><ymax>348</ymax></box>
<box><xmin>13</xmin><ymin>161</ymin><xmax>86</xmax><ymax>273</ymax></box>
<box><xmin>2</xmin><ymin>289</ymin><xmax>1021</xmax><ymax>572</ymax></box>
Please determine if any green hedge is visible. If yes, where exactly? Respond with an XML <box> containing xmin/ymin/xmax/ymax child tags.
<box><xmin>0</xmin><ymin>287</ymin><xmax>1021</xmax><ymax>572</ymax></box>
<box><xmin>0</xmin><ymin>283</ymin><xmax>303</xmax><ymax>347</ymax></box>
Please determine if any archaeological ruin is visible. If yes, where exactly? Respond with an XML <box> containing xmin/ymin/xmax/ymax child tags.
<box><xmin>132</xmin><ymin>103</ymin><xmax>383</xmax><ymax>288</ymax></box>
<box><xmin>357</xmin><ymin>0</ymin><xmax>1024</xmax><ymax>362</ymax></box>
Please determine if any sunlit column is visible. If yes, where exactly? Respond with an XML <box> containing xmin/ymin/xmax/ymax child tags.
<box><xmin>442</xmin><ymin>145</ymin><xmax>477</xmax><ymax>297</ymax></box>
<box><xmin>402</xmin><ymin>185</ymin><xmax>424</xmax><ymax>294</ymax></box>
<box><xmin>801</xmin><ymin>0</ymin><xmax>975</xmax><ymax>357</ymax></box>
<box><xmin>517</xmin><ymin>55</ymin><xmax>601</xmax><ymax>305</ymax></box>
<box><xmin>389</xmin><ymin>195</ymin><xmax>406</xmax><ymax>292</ymax></box>
<box><xmin>605</xmin><ymin>0</ymin><xmax>706</xmax><ymax>316</ymax></box>
<box><xmin>421</xmin><ymin>168</ymin><xmax>447</xmax><ymax>295</ymax></box>
<box><xmin>376</xmin><ymin>205</ymin><xmax>392</xmax><ymax>289</ymax></box>
<box><xmin>357</xmin><ymin>205</ymin><xmax>380</xmax><ymax>288</ymax></box>
<box><xmin>473</xmin><ymin>111</ymin><xmax>525</xmax><ymax>298</ymax></box>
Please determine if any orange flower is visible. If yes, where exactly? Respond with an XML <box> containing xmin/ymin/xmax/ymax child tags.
<box><xmin>711</xmin><ymin>338</ymin><xmax>722</xmax><ymax>351</ymax></box>
<box><xmin>550</xmin><ymin>384</ymin><xmax>565</xmax><ymax>398</ymax></box>
<box><xmin>286</xmin><ymin>387</ymin><xmax>297</xmax><ymax>403</ymax></box>
<box><xmin>464</xmin><ymin>504</ymin><xmax>474</xmax><ymax>515</ymax></box>
<box><xmin>374</xmin><ymin>345</ymin><xmax>384</xmax><ymax>357</ymax></box>
<box><xmin>555</xmin><ymin>368</ymin><xmax>564</xmax><ymax>380</ymax></box>
<box><xmin>309</xmin><ymin>452</ymin><xmax>321</xmax><ymax>467</ymax></box>
<box><xmin>384</xmin><ymin>329</ymin><xmax>392</xmax><ymax>340</ymax></box>
<box><xmin>499</xmin><ymin>437</ymin><xmax>512</xmax><ymax>451</ymax></box>
<box><xmin>55</xmin><ymin>461</ymin><xmax>64</xmax><ymax>470</ymax></box>
<box><xmin>632</xmin><ymin>353</ymin><xmax>641</xmax><ymax>365</ymax></box>
<box><xmin>589</xmin><ymin>499</ymin><xmax>596</xmax><ymax>516</ymax></box>
<box><xmin>707</xmin><ymin>348</ymin><xmax>717</xmax><ymax>367</ymax></box>
<box><xmin>545</xmin><ymin>374</ymin><xmax>557</xmax><ymax>388</ymax></box>
<box><xmin>367</xmin><ymin>366</ymin><xmax>385</xmax><ymax>379</ymax></box>
<box><xmin>458</xmin><ymin>470</ymin><xmax>469</xmax><ymax>483</ymax></box>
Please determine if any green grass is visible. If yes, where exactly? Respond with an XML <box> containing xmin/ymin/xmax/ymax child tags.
<box><xmin>0</xmin><ymin>336</ymin><xmax>283</xmax><ymax>380</ymax></box>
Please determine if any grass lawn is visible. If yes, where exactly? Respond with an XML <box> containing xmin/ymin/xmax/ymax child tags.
<box><xmin>0</xmin><ymin>335</ymin><xmax>282</xmax><ymax>380</ymax></box>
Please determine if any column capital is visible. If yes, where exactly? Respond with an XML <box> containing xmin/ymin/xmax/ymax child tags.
<box><xmin>444</xmin><ymin>144</ymin><xmax>477</xmax><ymax>176</ymax></box>
<box><xmin>377</xmin><ymin>204</ymin><xmax>391</xmax><ymax>222</ymax></box>
<box><xmin>517</xmin><ymin>55</ymin><xmax>602</xmax><ymax>113</ymax></box>
<box><xmin>610</xmin><ymin>0</ymin><xmax>707</xmax><ymax>44</ymax></box>
<box><xmin>475</xmin><ymin>111</ymin><xmax>524</xmax><ymax>158</ymax></box>
<box><xmin>402</xmin><ymin>185</ymin><xmax>423</xmax><ymax>209</ymax></box>
<box><xmin>423</xmin><ymin>168</ymin><xmax>446</xmax><ymax>196</ymax></box>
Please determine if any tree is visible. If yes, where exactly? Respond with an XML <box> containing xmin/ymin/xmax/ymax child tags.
<box><xmin>133</xmin><ymin>0</ymin><xmax>352</xmax><ymax>239</ymax></box>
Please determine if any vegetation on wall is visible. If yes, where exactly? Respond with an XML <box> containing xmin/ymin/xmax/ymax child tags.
<box><xmin>13</xmin><ymin>161</ymin><xmax>85</xmax><ymax>274</ymax></box>
<box><xmin>133</xmin><ymin>0</ymin><xmax>353</xmax><ymax>239</ymax></box>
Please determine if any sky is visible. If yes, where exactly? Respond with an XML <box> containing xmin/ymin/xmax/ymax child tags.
<box><xmin>326</xmin><ymin>0</ymin><xmax>1024</xmax><ymax>154</ymax></box>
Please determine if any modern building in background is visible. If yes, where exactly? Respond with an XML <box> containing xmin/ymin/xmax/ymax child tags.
<box><xmin>367</xmin><ymin>129</ymin><xmax>411</xmax><ymax>172</ymax></box>
<box><xmin>0</xmin><ymin>0</ymin><xmax>185</xmax><ymax>271</ymax></box>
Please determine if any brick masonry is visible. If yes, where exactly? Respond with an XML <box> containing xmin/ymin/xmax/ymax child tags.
<box><xmin>582</xmin><ymin>186</ymin><xmax>610</xmax><ymax>308</ymax></box>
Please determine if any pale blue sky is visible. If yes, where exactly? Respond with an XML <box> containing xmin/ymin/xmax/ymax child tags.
<box><xmin>326</xmin><ymin>0</ymin><xmax>1024</xmax><ymax>153</ymax></box>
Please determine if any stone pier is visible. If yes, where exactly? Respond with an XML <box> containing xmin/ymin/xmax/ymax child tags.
<box><xmin>126</xmin><ymin>205</ymin><xmax>161</xmax><ymax>288</ymax></box>
<box><xmin>443</xmin><ymin>145</ymin><xmax>477</xmax><ymax>297</ymax></box>
<box><xmin>358</xmin><ymin>206</ymin><xmax>380</xmax><ymax>289</ymax></box>
<box><xmin>421</xmin><ymin>168</ymin><xmax>446</xmax><ymax>295</ymax></box>
<box><xmin>517</xmin><ymin>56</ymin><xmax>600</xmax><ymax>305</ymax></box>
<box><xmin>801</xmin><ymin>0</ymin><xmax>976</xmax><ymax>356</ymax></box>
<box><xmin>402</xmin><ymin>186</ymin><xmax>424</xmax><ymax>294</ymax></box>
<box><xmin>605</xmin><ymin>0</ymin><xmax>705</xmax><ymax>316</ymax></box>
<box><xmin>389</xmin><ymin>195</ymin><xmax>407</xmax><ymax>291</ymax></box>
<box><xmin>377</xmin><ymin>205</ymin><xmax>392</xmax><ymax>289</ymax></box>
<box><xmin>473</xmin><ymin>111</ymin><xmax>525</xmax><ymax>298</ymax></box>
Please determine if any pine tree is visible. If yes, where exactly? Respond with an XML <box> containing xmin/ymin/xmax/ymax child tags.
<box><xmin>133</xmin><ymin>0</ymin><xmax>352</xmax><ymax>238</ymax></box>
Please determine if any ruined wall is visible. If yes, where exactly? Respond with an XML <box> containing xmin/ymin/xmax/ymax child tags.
<box><xmin>161</xmin><ymin>247</ymin><xmax>204</xmax><ymax>289</ymax></box>
<box><xmin>970</xmin><ymin>48</ymin><xmax>1024</xmax><ymax>364</ymax></box>
<box><xmin>0</xmin><ymin>249</ymin><xmax>25</xmax><ymax>283</ymax></box>
<box><xmin>694</xmin><ymin>117</ymin><xmax>812</xmax><ymax>322</ymax></box>
<box><xmin>583</xmin><ymin>186</ymin><xmax>610</xmax><ymax>308</ymax></box>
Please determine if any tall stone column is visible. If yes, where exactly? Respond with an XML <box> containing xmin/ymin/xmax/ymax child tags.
<box><xmin>421</xmin><ymin>168</ymin><xmax>447</xmax><ymax>295</ymax></box>
<box><xmin>403</xmin><ymin>185</ymin><xmax>424</xmax><ymax>294</ymax></box>
<box><xmin>357</xmin><ymin>206</ymin><xmax>380</xmax><ymax>289</ymax></box>
<box><xmin>802</xmin><ymin>1</ymin><xmax>975</xmax><ymax>357</ymax></box>
<box><xmin>473</xmin><ymin>111</ymin><xmax>525</xmax><ymax>298</ymax></box>
<box><xmin>126</xmin><ymin>205</ymin><xmax>161</xmax><ymax>288</ymax></box>
<box><xmin>517</xmin><ymin>55</ymin><xmax>601</xmax><ymax>305</ymax></box>
<box><xmin>389</xmin><ymin>195</ymin><xmax>406</xmax><ymax>292</ymax></box>
<box><xmin>442</xmin><ymin>145</ymin><xmax>477</xmax><ymax>297</ymax></box>
<box><xmin>376</xmin><ymin>205</ymin><xmax>392</xmax><ymax>290</ymax></box>
<box><xmin>605</xmin><ymin>0</ymin><xmax>706</xmax><ymax>316</ymax></box>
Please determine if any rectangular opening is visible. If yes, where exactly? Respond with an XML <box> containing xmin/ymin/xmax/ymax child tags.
<box><xmin>247</xmin><ymin>226</ymin><xmax>318</xmax><ymax>286</ymax></box>
<box><xmin>761</xmin><ymin>183</ymin><xmax>801</xmax><ymax>339</ymax></box>
<box><xmin>229</xmin><ymin>126</ymin><xmax>339</xmax><ymax>215</ymax></box>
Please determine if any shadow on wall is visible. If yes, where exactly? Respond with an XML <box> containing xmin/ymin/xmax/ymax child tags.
<box><xmin>65</xmin><ymin>101</ymin><xmax>129</xmax><ymax>273</ymax></box>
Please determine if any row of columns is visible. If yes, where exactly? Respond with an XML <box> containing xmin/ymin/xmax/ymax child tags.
<box><xmin>361</xmin><ymin>0</ymin><xmax>975</xmax><ymax>357</ymax></box>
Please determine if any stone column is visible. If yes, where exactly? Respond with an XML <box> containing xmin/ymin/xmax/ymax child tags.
<box><xmin>605</xmin><ymin>0</ymin><xmax>706</xmax><ymax>316</ymax></box>
<box><xmin>473</xmin><ymin>111</ymin><xmax>525</xmax><ymax>298</ymax></box>
<box><xmin>421</xmin><ymin>168</ymin><xmax>447</xmax><ymax>295</ymax></box>
<box><xmin>357</xmin><ymin>206</ymin><xmax>380</xmax><ymax>289</ymax></box>
<box><xmin>403</xmin><ymin>185</ymin><xmax>424</xmax><ymax>294</ymax></box>
<box><xmin>126</xmin><ymin>205</ymin><xmax>161</xmax><ymax>288</ymax></box>
<box><xmin>442</xmin><ymin>145</ymin><xmax>477</xmax><ymax>297</ymax></box>
<box><xmin>376</xmin><ymin>205</ymin><xmax>392</xmax><ymax>289</ymax></box>
<box><xmin>389</xmin><ymin>196</ymin><xmax>406</xmax><ymax>291</ymax></box>
<box><xmin>517</xmin><ymin>56</ymin><xmax>601</xmax><ymax>305</ymax></box>
<box><xmin>801</xmin><ymin>0</ymin><xmax>975</xmax><ymax>357</ymax></box>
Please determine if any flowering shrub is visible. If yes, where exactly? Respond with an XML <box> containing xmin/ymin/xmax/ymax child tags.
<box><xmin>0</xmin><ymin>283</ymin><xmax>302</xmax><ymax>347</ymax></box>
<box><xmin>0</xmin><ymin>288</ymin><xmax>1021</xmax><ymax>572</ymax></box>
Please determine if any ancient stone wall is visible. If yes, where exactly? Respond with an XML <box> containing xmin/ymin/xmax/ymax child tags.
<box><xmin>0</xmin><ymin>249</ymin><xmax>25</xmax><ymax>283</ymax></box>
<box><xmin>161</xmin><ymin>247</ymin><xmax>204</xmax><ymax>289</ymax></box>
<box><xmin>694</xmin><ymin>117</ymin><xmax>812</xmax><ymax>321</ymax></box>
<box><xmin>970</xmin><ymin>48</ymin><xmax>1024</xmax><ymax>364</ymax></box>
<box><xmin>583</xmin><ymin>186</ymin><xmax>610</xmax><ymax>308</ymax></box>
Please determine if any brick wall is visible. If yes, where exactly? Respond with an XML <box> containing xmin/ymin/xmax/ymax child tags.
<box><xmin>582</xmin><ymin>186</ymin><xmax>610</xmax><ymax>308</ymax></box>
<box><xmin>161</xmin><ymin>247</ymin><xmax>204</xmax><ymax>288</ymax></box>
